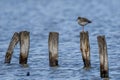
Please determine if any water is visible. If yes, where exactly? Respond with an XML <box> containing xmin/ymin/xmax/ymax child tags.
<box><xmin>0</xmin><ymin>0</ymin><xmax>120</xmax><ymax>80</ymax></box>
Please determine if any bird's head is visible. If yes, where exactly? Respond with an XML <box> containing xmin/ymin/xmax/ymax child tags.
<box><xmin>77</xmin><ymin>17</ymin><xmax>81</xmax><ymax>21</ymax></box>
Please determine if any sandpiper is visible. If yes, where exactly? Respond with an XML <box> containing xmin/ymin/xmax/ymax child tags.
<box><xmin>77</xmin><ymin>17</ymin><xmax>92</xmax><ymax>31</ymax></box>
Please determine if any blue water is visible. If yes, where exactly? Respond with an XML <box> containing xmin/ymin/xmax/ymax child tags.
<box><xmin>0</xmin><ymin>0</ymin><xmax>120</xmax><ymax>80</ymax></box>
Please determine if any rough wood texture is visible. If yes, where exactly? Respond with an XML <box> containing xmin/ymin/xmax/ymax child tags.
<box><xmin>48</xmin><ymin>32</ymin><xmax>59</xmax><ymax>67</ymax></box>
<box><xmin>97</xmin><ymin>35</ymin><xmax>109</xmax><ymax>78</ymax></box>
<box><xmin>103</xmin><ymin>78</ymin><xmax>109</xmax><ymax>80</ymax></box>
<box><xmin>80</xmin><ymin>31</ymin><xmax>91</xmax><ymax>69</ymax></box>
<box><xmin>19</xmin><ymin>31</ymin><xmax>30</xmax><ymax>64</ymax></box>
<box><xmin>5</xmin><ymin>32</ymin><xmax>19</xmax><ymax>63</ymax></box>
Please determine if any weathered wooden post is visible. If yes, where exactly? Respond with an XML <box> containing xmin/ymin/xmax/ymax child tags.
<box><xmin>5</xmin><ymin>32</ymin><xmax>19</xmax><ymax>63</ymax></box>
<box><xmin>80</xmin><ymin>31</ymin><xmax>91</xmax><ymax>69</ymax></box>
<box><xmin>97</xmin><ymin>35</ymin><xmax>109</xmax><ymax>78</ymax></box>
<box><xmin>19</xmin><ymin>31</ymin><xmax>30</xmax><ymax>65</ymax></box>
<box><xmin>48</xmin><ymin>32</ymin><xmax>59</xmax><ymax>67</ymax></box>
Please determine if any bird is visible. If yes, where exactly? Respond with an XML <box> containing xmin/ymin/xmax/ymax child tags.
<box><xmin>77</xmin><ymin>16</ymin><xmax>92</xmax><ymax>32</ymax></box>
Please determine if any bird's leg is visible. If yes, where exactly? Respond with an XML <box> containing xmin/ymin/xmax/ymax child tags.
<box><xmin>82</xmin><ymin>26</ymin><xmax>84</xmax><ymax>32</ymax></box>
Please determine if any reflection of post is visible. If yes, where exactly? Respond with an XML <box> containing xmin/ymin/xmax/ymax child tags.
<box><xmin>48</xmin><ymin>32</ymin><xmax>59</xmax><ymax>67</ymax></box>
<box><xmin>19</xmin><ymin>31</ymin><xmax>30</xmax><ymax>65</ymax></box>
<box><xmin>97</xmin><ymin>35</ymin><xmax>109</xmax><ymax>78</ymax></box>
<box><xmin>80</xmin><ymin>31</ymin><xmax>91</xmax><ymax>69</ymax></box>
<box><xmin>5</xmin><ymin>32</ymin><xmax>19</xmax><ymax>63</ymax></box>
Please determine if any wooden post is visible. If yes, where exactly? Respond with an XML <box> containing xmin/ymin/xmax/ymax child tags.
<box><xmin>48</xmin><ymin>32</ymin><xmax>59</xmax><ymax>67</ymax></box>
<box><xmin>80</xmin><ymin>31</ymin><xmax>91</xmax><ymax>69</ymax></box>
<box><xmin>97</xmin><ymin>35</ymin><xmax>109</xmax><ymax>78</ymax></box>
<box><xmin>19</xmin><ymin>31</ymin><xmax>30</xmax><ymax>65</ymax></box>
<box><xmin>103</xmin><ymin>78</ymin><xmax>109</xmax><ymax>80</ymax></box>
<box><xmin>5</xmin><ymin>32</ymin><xmax>19</xmax><ymax>63</ymax></box>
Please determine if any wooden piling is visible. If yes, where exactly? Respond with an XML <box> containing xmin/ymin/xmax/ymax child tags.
<box><xmin>5</xmin><ymin>32</ymin><xmax>19</xmax><ymax>63</ymax></box>
<box><xmin>48</xmin><ymin>32</ymin><xmax>59</xmax><ymax>67</ymax></box>
<box><xmin>97</xmin><ymin>35</ymin><xmax>109</xmax><ymax>78</ymax></box>
<box><xmin>19</xmin><ymin>31</ymin><xmax>30</xmax><ymax>64</ymax></box>
<box><xmin>80</xmin><ymin>31</ymin><xmax>91</xmax><ymax>69</ymax></box>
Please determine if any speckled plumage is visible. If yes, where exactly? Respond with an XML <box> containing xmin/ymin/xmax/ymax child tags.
<box><xmin>77</xmin><ymin>17</ymin><xmax>91</xmax><ymax>31</ymax></box>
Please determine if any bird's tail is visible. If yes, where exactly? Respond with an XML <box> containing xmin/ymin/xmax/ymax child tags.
<box><xmin>88</xmin><ymin>21</ymin><xmax>92</xmax><ymax>23</ymax></box>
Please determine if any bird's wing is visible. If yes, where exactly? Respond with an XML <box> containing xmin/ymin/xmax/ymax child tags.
<box><xmin>82</xmin><ymin>18</ymin><xmax>92</xmax><ymax>23</ymax></box>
